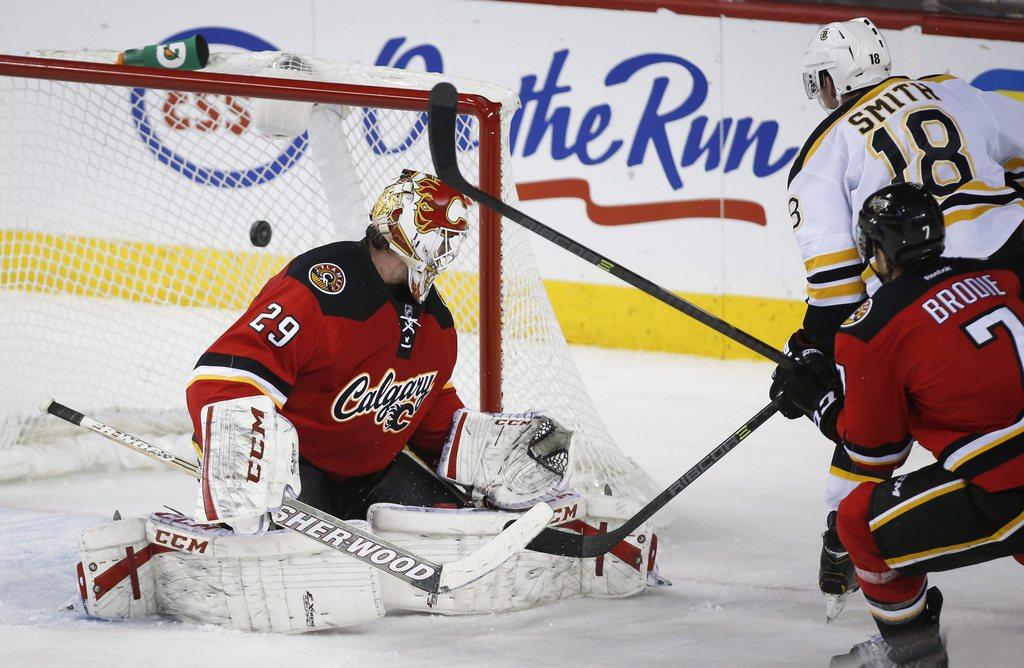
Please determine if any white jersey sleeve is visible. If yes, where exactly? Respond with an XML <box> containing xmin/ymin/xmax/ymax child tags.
<box><xmin>973</xmin><ymin>85</ymin><xmax>1024</xmax><ymax>165</ymax></box>
<box><xmin>788</xmin><ymin>138</ymin><xmax>867</xmax><ymax>314</ymax></box>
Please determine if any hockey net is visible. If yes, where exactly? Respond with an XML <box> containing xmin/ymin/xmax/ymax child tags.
<box><xmin>0</xmin><ymin>50</ymin><xmax>661</xmax><ymax>506</ymax></box>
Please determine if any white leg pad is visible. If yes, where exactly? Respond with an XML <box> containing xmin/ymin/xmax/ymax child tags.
<box><xmin>75</xmin><ymin>512</ymin><xmax>385</xmax><ymax>633</ymax></box>
<box><xmin>580</xmin><ymin>495</ymin><xmax>655</xmax><ymax>599</ymax></box>
<box><xmin>368</xmin><ymin>491</ymin><xmax>659</xmax><ymax>614</ymax></box>
<box><xmin>369</xmin><ymin>502</ymin><xmax>582</xmax><ymax>614</ymax></box>
<box><xmin>76</xmin><ymin>516</ymin><xmax>158</xmax><ymax>620</ymax></box>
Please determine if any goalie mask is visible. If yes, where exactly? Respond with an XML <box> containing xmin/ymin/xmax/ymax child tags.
<box><xmin>370</xmin><ymin>170</ymin><xmax>472</xmax><ymax>302</ymax></box>
<box><xmin>803</xmin><ymin>17</ymin><xmax>891</xmax><ymax>111</ymax></box>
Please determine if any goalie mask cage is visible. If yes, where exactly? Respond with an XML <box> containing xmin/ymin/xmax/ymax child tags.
<box><xmin>0</xmin><ymin>50</ymin><xmax>661</xmax><ymax>506</ymax></box>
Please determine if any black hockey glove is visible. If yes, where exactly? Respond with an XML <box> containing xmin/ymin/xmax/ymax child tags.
<box><xmin>769</xmin><ymin>348</ymin><xmax>843</xmax><ymax>439</ymax></box>
<box><xmin>769</xmin><ymin>329</ymin><xmax>827</xmax><ymax>419</ymax></box>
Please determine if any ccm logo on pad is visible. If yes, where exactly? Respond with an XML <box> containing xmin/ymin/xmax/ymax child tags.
<box><xmin>153</xmin><ymin>529</ymin><xmax>210</xmax><ymax>554</ymax></box>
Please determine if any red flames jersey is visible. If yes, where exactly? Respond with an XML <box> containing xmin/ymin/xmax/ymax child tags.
<box><xmin>186</xmin><ymin>240</ymin><xmax>463</xmax><ymax>478</ymax></box>
<box><xmin>833</xmin><ymin>258</ymin><xmax>1024</xmax><ymax>492</ymax></box>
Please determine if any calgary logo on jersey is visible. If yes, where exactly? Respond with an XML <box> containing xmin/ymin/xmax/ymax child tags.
<box><xmin>331</xmin><ymin>368</ymin><xmax>437</xmax><ymax>433</ymax></box>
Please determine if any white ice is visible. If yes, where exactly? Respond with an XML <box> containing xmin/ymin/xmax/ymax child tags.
<box><xmin>1</xmin><ymin>348</ymin><xmax>1020</xmax><ymax>666</ymax></box>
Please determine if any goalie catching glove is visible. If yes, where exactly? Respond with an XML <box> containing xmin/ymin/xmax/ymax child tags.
<box><xmin>197</xmin><ymin>395</ymin><xmax>301</xmax><ymax>534</ymax></box>
<box><xmin>437</xmin><ymin>409</ymin><xmax>573</xmax><ymax>509</ymax></box>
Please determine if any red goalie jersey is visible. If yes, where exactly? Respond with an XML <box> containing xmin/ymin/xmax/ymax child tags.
<box><xmin>186</xmin><ymin>239</ymin><xmax>464</xmax><ymax>478</ymax></box>
<box><xmin>834</xmin><ymin>257</ymin><xmax>1024</xmax><ymax>492</ymax></box>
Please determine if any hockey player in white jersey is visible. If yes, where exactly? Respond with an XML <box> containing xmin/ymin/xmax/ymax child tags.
<box><xmin>781</xmin><ymin>16</ymin><xmax>1024</xmax><ymax>620</ymax></box>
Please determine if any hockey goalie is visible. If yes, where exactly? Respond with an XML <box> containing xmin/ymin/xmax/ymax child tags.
<box><xmin>72</xmin><ymin>167</ymin><xmax>662</xmax><ymax>632</ymax></box>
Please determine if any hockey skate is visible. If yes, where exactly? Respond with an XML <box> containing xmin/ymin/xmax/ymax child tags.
<box><xmin>830</xmin><ymin>587</ymin><xmax>947</xmax><ymax>668</ymax></box>
<box><xmin>821</xmin><ymin>510</ymin><xmax>859</xmax><ymax>622</ymax></box>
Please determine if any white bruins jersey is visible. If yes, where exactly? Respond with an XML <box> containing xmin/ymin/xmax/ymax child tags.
<box><xmin>789</xmin><ymin>74</ymin><xmax>1024</xmax><ymax>318</ymax></box>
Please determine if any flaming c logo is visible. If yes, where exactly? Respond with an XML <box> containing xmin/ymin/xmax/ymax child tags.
<box><xmin>413</xmin><ymin>176</ymin><xmax>470</xmax><ymax>234</ymax></box>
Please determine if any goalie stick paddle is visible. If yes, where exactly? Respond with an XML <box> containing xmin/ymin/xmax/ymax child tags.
<box><xmin>427</xmin><ymin>82</ymin><xmax>791</xmax><ymax>368</ymax></box>
<box><xmin>41</xmin><ymin>399</ymin><xmax>553</xmax><ymax>594</ymax></box>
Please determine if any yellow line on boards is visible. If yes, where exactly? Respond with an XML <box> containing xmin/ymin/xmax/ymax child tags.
<box><xmin>1</xmin><ymin>230</ymin><xmax>803</xmax><ymax>360</ymax></box>
<box><xmin>544</xmin><ymin>279</ymin><xmax>801</xmax><ymax>360</ymax></box>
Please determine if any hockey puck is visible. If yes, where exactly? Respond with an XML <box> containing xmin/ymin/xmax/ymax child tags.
<box><xmin>250</xmin><ymin>220</ymin><xmax>273</xmax><ymax>247</ymax></box>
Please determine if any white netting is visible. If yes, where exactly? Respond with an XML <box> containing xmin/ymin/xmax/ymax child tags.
<box><xmin>0</xmin><ymin>50</ymin><xmax>660</xmax><ymax>505</ymax></box>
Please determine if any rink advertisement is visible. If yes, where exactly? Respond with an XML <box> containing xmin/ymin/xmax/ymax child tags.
<box><xmin>2</xmin><ymin>1</ymin><xmax>1023</xmax><ymax>358</ymax></box>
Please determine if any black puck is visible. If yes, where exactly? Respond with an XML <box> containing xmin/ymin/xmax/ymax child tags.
<box><xmin>250</xmin><ymin>220</ymin><xmax>272</xmax><ymax>247</ymax></box>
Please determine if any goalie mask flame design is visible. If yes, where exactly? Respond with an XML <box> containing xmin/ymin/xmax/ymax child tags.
<box><xmin>370</xmin><ymin>169</ymin><xmax>472</xmax><ymax>302</ymax></box>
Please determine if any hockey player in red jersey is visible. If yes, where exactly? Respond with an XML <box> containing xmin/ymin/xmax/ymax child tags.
<box><xmin>785</xmin><ymin>16</ymin><xmax>1024</xmax><ymax>616</ymax></box>
<box><xmin>772</xmin><ymin>183</ymin><xmax>1024</xmax><ymax>666</ymax></box>
<box><xmin>185</xmin><ymin>169</ymin><xmax>572</xmax><ymax>532</ymax></box>
<box><xmin>186</xmin><ymin>169</ymin><xmax>471</xmax><ymax>530</ymax></box>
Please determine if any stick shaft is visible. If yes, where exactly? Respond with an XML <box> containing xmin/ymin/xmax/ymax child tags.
<box><xmin>427</xmin><ymin>82</ymin><xmax>789</xmax><ymax>367</ymax></box>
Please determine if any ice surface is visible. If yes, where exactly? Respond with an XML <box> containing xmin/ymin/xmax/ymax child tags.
<box><xmin>1</xmin><ymin>349</ymin><xmax>1020</xmax><ymax>666</ymax></box>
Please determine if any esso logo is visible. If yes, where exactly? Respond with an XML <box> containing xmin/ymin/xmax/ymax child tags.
<box><xmin>129</xmin><ymin>26</ymin><xmax>306</xmax><ymax>188</ymax></box>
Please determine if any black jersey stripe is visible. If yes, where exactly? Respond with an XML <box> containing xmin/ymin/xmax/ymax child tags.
<box><xmin>808</xmin><ymin>262</ymin><xmax>866</xmax><ymax>285</ymax></box>
<box><xmin>843</xmin><ymin>436</ymin><xmax>914</xmax><ymax>461</ymax></box>
<box><xmin>939</xmin><ymin>189</ymin><xmax>1024</xmax><ymax>212</ymax></box>
<box><xmin>194</xmin><ymin>352</ymin><xmax>293</xmax><ymax>399</ymax></box>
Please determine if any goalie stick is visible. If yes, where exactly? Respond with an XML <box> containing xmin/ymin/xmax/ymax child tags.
<box><xmin>427</xmin><ymin>82</ymin><xmax>791</xmax><ymax>368</ymax></box>
<box><xmin>41</xmin><ymin>399</ymin><xmax>553</xmax><ymax>595</ymax></box>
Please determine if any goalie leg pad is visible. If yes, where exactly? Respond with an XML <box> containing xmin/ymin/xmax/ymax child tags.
<box><xmin>148</xmin><ymin>512</ymin><xmax>385</xmax><ymax>632</ymax></box>
<box><xmin>75</xmin><ymin>516</ymin><xmax>158</xmax><ymax>620</ymax></box>
<box><xmin>74</xmin><ymin>512</ymin><xmax>385</xmax><ymax>632</ymax></box>
<box><xmin>369</xmin><ymin>502</ymin><xmax>583</xmax><ymax>614</ymax></box>
<box><xmin>577</xmin><ymin>495</ymin><xmax>656</xmax><ymax>599</ymax></box>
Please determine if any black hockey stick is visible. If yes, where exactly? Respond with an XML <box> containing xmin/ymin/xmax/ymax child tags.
<box><xmin>42</xmin><ymin>399</ymin><xmax>553</xmax><ymax>594</ymax></box>
<box><xmin>526</xmin><ymin>402</ymin><xmax>777</xmax><ymax>557</ymax></box>
<box><xmin>427</xmin><ymin>82</ymin><xmax>790</xmax><ymax>368</ymax></box>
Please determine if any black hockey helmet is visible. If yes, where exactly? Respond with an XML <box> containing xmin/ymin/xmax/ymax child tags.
<box><xmin>856</xmin><ymin>182</ymin><xmax>945</xmax><ymax>269</ymax></box>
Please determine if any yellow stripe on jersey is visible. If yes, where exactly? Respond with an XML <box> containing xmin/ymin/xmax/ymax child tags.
<box><xmin>943</xmin><ymin>179</ymin><xmax>1016</xmax><ymax>195</ymax></box>
<box><xmin>807</xmin><ymin>281</ymin><xmax>865</xmax><ymax>301</ymax></box>
<box><xmin>804</xmin><ymin>248</ymin><xmax>861</xmax><ymax>273</ymax></box>
<box><xmin>920</xmin><ymin>74</ymin><xmax>957</xmax><ymax>84</ymax></box>
<box><xmin>1005</xmin><ymin>157</ymin><xmax>1024</xmax><ymax>172</ymax></box>
<box><xmin>869</xmin><ymin>480</ymin><xmax>967</xmax><ymax>531</ymax></box>
<box><xmin>861</xmin><ymin>263</ymin><xmax>877</xmax><ymax>283</ymax></box>
<box><xmin>944</xmin><ymin>201</ymin><xmax>1024</xmax><ymax>227</ymax></box>
<box><xmin>192</xmin><ymin>440</ymin><xmax>203</xmax><ymax>458</ymax></box>
<box><xmin>186</xmin><ymin>375</ymin><xmax>285</xmax><ymax>409</ymax></box>
<box><xmin>885</xmin><ymin>507</ymin><xmax>1024</xmax><ymax>569</ymax></box>
<box><xmin>828</xmin><ymin>465</ymin><xmax>886</xmax><ymax>484</ymax></box>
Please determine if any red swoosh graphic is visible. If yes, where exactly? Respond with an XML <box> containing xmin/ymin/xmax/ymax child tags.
<box><xmin>516</xmin><ymin>178</ymin><xmax>766</xmax><ymax>226</ymax></box>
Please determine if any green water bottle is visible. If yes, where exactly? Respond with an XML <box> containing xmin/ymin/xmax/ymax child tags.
<box><xmin>117</xmin><ymin>34</ymin><xmax>209</xmax><ymax>70</ymax></box>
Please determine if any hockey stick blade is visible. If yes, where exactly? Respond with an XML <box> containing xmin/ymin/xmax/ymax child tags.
<box><xmin>524</xmin><ymin>402</ymin><xmax>778</xmax><ymax>557</ymax></box>
<box><xmin>41</xmin><ymin>399</ymin><xmax>551</xmax><ymax>594</ymax></box>
<box><xmin>427</xmin><ymin>82</ymin><xmax>790</xmax><ymax>367</ymax></box>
